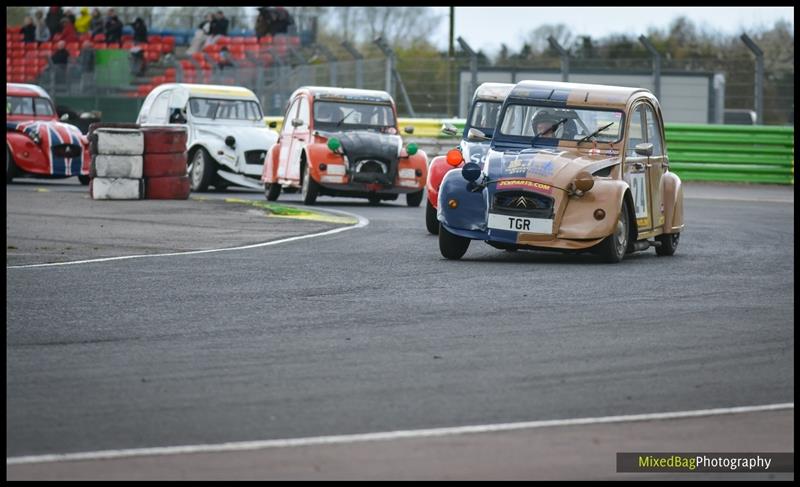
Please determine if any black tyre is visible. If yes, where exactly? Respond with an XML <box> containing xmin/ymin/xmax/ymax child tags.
<box><xmin>367</xmin><ymin>194</ymin><xmax>381</xmax><ymax>205</ymax></box>
<box><xmin>7</xmin><ymin>146</ymin><xmax>16</xmax><ymax>184</ymax></box>
<box><xmin>655</xmin><ymin>232</ymin><xmax>680</xmax><ymax>256</ymax></box>
<box><xmin>78</xmin><ymin>175</ymin><xmax>91</xmax><ymax>185</ymax></box>
<box><xmin>265</xmin><ymin>182</ymin><xmax>281</xmax><ymax>201</ymax></box>
<box><xmin>406</xmin><ymin>189</ymin><xmax>424</xmax><ymax>207</ymax></box>
<box><xmin>596</xmin><ymin>199</ymin><xmax>631</xmax><ymax>263</ymax></box>
<box><xmin>425</xmin><ymin>199</ymin><xmax>439</xmax><ymax>235</ymax></box>
<box><xmin>301</xmin><ymin>165</ymin><xmax>319</xmax><ymax>205</ymax></box>
<box><xmin>189</xmin><ymin>148</ymin><xmax>215</xmax><ymax>192</ymax></box>
<box><xmin>213</xmin><ymin>178</ymin><xmax>230</xmax><ymax>192</ymax></box>
<box><xmin>439</xmin><ymin>223</ymin><xmax>470</xmax><ymax>260</ymax></box>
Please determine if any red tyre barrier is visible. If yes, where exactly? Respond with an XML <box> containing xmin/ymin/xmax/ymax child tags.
<box><xmin>145</xmin><ymin>175</ymin><xmax>191</xmax><ymax>200</ymax></box>
<box><xmin>143</xmin><ymin>152</ymin><xmax>188</xmax><ymax>178</ymax></box>
<box><xmin>142</xmin><ymin>126</ymin><xmax>188</xmax><ymax>154</ymax></box>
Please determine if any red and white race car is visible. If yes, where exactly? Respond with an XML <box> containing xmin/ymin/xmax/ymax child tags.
<box><xmin>6</xmin><ymin>83</ymin><xmax>90</xmax><ymax>184</ymax></box>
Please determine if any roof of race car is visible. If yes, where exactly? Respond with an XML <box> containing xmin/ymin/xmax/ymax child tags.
<box><xmin>6</xmin><ymin>83</ymin><xmax>52</xmax><ymax>99</ymax></box>
<box><xmin>298</xmin><ymin>86</ymin><xmax>394</xmax><ymax>104</ymax></box>
<box><xmin>473</xmin><ymin>83</ymin><xmax>514</xmax><ymax>102</ymax></box>
<box><xmin>147</xmin><ymin>83</ymin><xmax>258</xmax><ymax>100</ymax></box>
<box><xmin>508</xmin><ymin>80</ymin><xmax>650</xmax><ymax>110</ymax></box>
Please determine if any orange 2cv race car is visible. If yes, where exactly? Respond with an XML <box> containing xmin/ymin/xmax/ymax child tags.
<box><xmin>437</xmin><ymin>80</ymin><xmax>684</xmax><ymax>263</ymax></box>
<box><xmin>425</xmin><ymin>82</ymin><xmax>513</xmax><ymax>234</ymax></box>
<box><xmin>7</xmin><ymin>83</ymin><xmax>90</xmax><ymax>185</ymax></box>
<box><xmin>262</xmin><ymin>86</ymin><xmax>427</xmax><ymax>206</ymax></box>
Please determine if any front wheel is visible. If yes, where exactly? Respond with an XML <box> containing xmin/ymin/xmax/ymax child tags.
<box><xmin>439</xmin><ymin>224</ymin><xmax>470</xmax><ymax>260</ymax></box>
<box><xmin>301</xmin><ymin>166</ymin><xmax>319</xmax><ymax>205</ymax></box>
<box><xmin>78</xmin><ymin>175</ymin><xmax>91</xmax><ymax>185</ymax></box>
<box><xmin>406</xmin><ymin>190</ymin><xmax>424</xmax><ymax>207</ymax></box>
<box><xmin>596</xmin><ymin>199</ymin><xmax>631</xmax><ymax>263</ymax></box>
<box><xmin>655</xmin><ymin>232</ymin><xmax>680</xmax><ymax>256</ymax></box>
<box><xmin>265</xmin><ymin>182</ymin><xmax>281</xmax><ymax>201</ymax></box>
<box><xmin>189</xmin><ymin>148</ymin><xmax>215</xmax><ymax>192</ymax></box>
<box><xmin>425</xmin><ymin>199</ymin><xmax>439</xmax><ymax>235</ymax></box>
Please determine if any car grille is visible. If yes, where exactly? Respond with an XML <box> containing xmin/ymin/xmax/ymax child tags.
<box><xmin>244</xmin><ymin>150</ymin><xmax>267</xmax><ymax>165</ymax></box>
<box><xmin>351</xmin><ymin>158</ymin><xmax>393</xmax><ymax>184</ymax></box>
<box><xmin>492</xmin><ymin>190</ymin><xmax>554</xmax><ymax>218</ymax></box>
<box><xmin>52</xmin><ymin>144</ymin><xmax>82</xmax><ymax>158</ymax></box>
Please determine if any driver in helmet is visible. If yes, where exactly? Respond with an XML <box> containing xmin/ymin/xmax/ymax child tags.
<box><xmin>315</xmin><ymin>103</ymin><xmax>338</xmax><ymax>123</ymax></box>
<box><xmin>532</xmin><ymin>111</ymin><xmax>561</xmax><ymax>138</ymax></box>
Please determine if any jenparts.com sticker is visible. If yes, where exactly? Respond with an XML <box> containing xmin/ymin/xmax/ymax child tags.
<box><xmin>496</xmin><ymin>179</ymin><xmax>553</xmax><ymax>194</ymax></box>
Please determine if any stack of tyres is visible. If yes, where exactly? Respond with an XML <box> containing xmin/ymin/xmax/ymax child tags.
<box><xmin>141</xmin><ymin>126</ymin><xmax>190</xmax><ymax>199</ymax></box>
<box><xmin>88</xmin><ymin>128</ymin><xmax>145</xmax><ymax>200</ymax></box>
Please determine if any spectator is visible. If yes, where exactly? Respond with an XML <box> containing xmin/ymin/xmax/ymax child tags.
<box><xmin>54</xmin><ymin>17</ymin><xmax>78</xmax><ymax>43</ymax></box>
<box><xmin>20</xmin><ymin>16</ymin><xmax>36</xmax><ymax>44</ymax></box>
<box><xmin>34</xmin><ymin>11</ymin><xmax>51</xmax><ymax>43</ymax></box>
<box><xmin>255</xmin><ymin>7</ymin><xmax>272</xmax><ymax>40</ymax></box>
<box><xmin>130</xmin><ymin>42</ymin><xmax>146</xmax><ymax>76</ymax></box>
<box><xmin>64</xmin><ymin>9</ymin><xmax>76</xmax><ymax>26</ymax></box>
<box><xmin>75</xmin><ymin>7</ymin><xmax>92</xmax><ymax>34</ymax></box>
<box><xmin>104</xmin><ymin>9</ymin><xmax>123</xmax><ymax>45</ymax></box>
<box><xmin>273</xmin><ymin>7</ymin><xmax>293</xmax><ymax>35</ymax></box>
<box><xmin>218</xmin><ymin>46</ymin><xmax>234</xmax><ymax>70</ymax></box>
<box><xmin>89</xmin><ymin>8</ymin><xmax>104</xmax><ymax>37</ymax></box>
<box><xmin>131</xmin><ymin>17</ymin><xmax>148</xmax><ymax>44</ymax></box>
<box><xmin>205</xmin><ymin>11</ymin><xmax>229</xmax><ymax>47</ymax></box>
<box><xmin>51</xmin><ymin>40</ymin><xmax>69</xmax><ymax>65</ymax></box>
<box><xmin>187</xmin><ymin>13</ymin><xmax>213</xmax><ymax>54</ymax></box>
<box><xmin>78</xmin><ymin>40</ymin><xmax>95</xmax><ymax>73</ymax></box>
<box><xmin>45</xmin><ymin>6</ymin><xmax>64</xmax><ymax>37</ymax></box>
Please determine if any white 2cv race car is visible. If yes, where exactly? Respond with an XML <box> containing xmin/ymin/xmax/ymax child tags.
<box><xmin>136</xmin><ymin>83</ymin><xmax>279</xmax><ymax>191</ymax></box>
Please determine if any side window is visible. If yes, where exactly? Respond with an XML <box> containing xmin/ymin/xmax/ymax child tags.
<box><xmin>149</xmin><ymin>91</ymin><xmax>171</xmax><ymax>124</ymax></box>
<box><xmin>297</xmin><ymin>97</ymin><xmax>310</xmax><ymax>127</ymax></box>
<box><xmin>643</xmin><ymin>105</ymin><xmax>664</xmax><ymax>156</ymax></box>
<box><xmin>626</xmin><ymin>105</ymin><xmax>646</xmax><ymax>157</ymax></box>
<box><xmin>282</xmin><ymin>98</ymin><xmax>299</xmax><ymax>135</ymax></box>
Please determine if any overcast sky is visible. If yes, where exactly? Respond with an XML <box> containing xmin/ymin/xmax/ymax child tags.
<box><xmin>429</xmin><ymin>7</ymin><xmax>794</xmax><ymax>55</ymax></box>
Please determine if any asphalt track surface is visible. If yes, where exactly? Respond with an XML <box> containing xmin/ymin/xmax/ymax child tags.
<box><xmin>6</xmin><ymin>180</ymin><xmax>794</xmax><ymax>478</ymax></box>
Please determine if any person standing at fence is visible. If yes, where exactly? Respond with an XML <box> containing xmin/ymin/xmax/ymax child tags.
<box><xmin>104</xmin><ymin>9</ymin><xmax>124</xmax><ymax>46</ymax></box>
<box><xmin>89</xmin><ymin>8</ymin><xmax>104</xmax><ymax>38</ymax></box>
<box><xmin>45</xmin><ymin>6</ymin><xmax>64</xmax><ymax>38</ymax></box>
<box><xmin>213</xmin><ymin>11</ymin><xmax>229</xmax><ymax>36</ymax></box>
<box><xmin>187</xmin><ymin>13</ymin><xmax>213</xmax><ymax>55</ymax></box>
<box><xmin>20</xmin><ymin>17</ymin><xmax>36</xmax><ymax>44</ymax></box>
<box><xmin>255</xmin><ymin>7</ymin><xmax>272</xmax><ymax>40</ymax></box>
<box><xmin>75</xmin><ymin>7</ymin><xmax>92</xmax><ymax>35</ymax></box>
<box><xmin>78</xmin><ymin>40</ymin><xmax>95</xmax><ymax>89</ymax></box>
<box><xmin>130</xmin><ymin>42</ymin><xmax>147</xmax><ymax>76</ymax></box>
<box><xmin>51</xmin><ymin>40</ymin><xmax>69</xmax><ymax>65</ymax></box>
<box><xmin>34</xmin><ymin>10</ymin><xmax>51</xmax><ymax>43</ymax></box>
<box><xmin>218</xmin><ymin>45</ymin><xmax>234</xmax><ymax>71</ymax></box>
<box><xmin>131</xmin><ymin>17</ymin><xmax>148</xmax><ymax>44</ymax></box>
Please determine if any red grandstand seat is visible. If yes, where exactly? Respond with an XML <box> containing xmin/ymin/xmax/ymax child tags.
<box><xmin>40</xmin><ymin>41</ymin><xmax>53</xmax><ymax>49</ymax></box>
<box><xmin>94</xmin><ymin>42</ymin><xmax>107</xmax><ymax>49</ymax></box>
<box><xmin>230</xmin><ymin>37</ymin><xmax>244</xmax><ymax>44</ymax></box>
<box><xmin>215</xmin><ymin>36</ymin><xmax>229</xmax><ymax>46</ymax></box>
<box><xmin>69</xmin><ymin>49</ymin><xmax>80</xmax><ymax>59</ymax></box>
<box><xmin>66</xmin><ymin>42</ymin><xmax>80</xmax><ymax>51</ymax></box>
<box><xmin>147</xmin><ymin>43</ymin><xmax>163</xmax><ymax>52</ymax></box>
<box><xmin>93</xmin><ymin>33</ymin><xmax>105</xmax><ymax>41</ymax></box>
<box><xmin>229</xmin><ymin>44</ymin><xmax>245</xmax><ymax>55</ymax></box>
<box><xmin>162</xmin><ymin>36</ymin><xmax>175</xmax><ymax>45</ymax></box>
<box><xmin>208</xmin><ymin>52</ymin><xmax>221</xmax><ymax>63</ymax></box>
<box><xmin>149</xmin><ymin>35</ymin><xmax>161</xmax><ymax>43</ymax></box>
<box><xmin>258</xmin><ymin>35</ymin><xmax>273</xmax><ymax>45</ymax></box>
<box><xmin>160</xmin><ymin>43</ymin><xmax>173</xmax><ymax>54</ymax></box>
<box><xmin>203</xmin><ymin>43</ymin><xmax>220</xmax><ymax>53</ymax></box>
<box><xmin>145</xmin><ymin>51</ymin><xmax>160</xmax><ymax>62</ymax></box>
<box><xmin>11</xmin><ymin>49</ymin><xmax>24</xmax><ymax>58</ymax></box>
<box><xmin>80</xmin><ymin>33</ymin><xmax>92</xmax><ymax>41</ymax></box>
<box><xmin>290</xmin><ymin>36</ymin><xmax>300</xmax><ymax>46</ymax></box>
<box><xmin>243</xmin><ymin>36</ymin><xmax>257</xmax><ymax>45</ymax></box>
<box><xmin>122</xmin><ymin>35</ymin><xmax>133</xmax><ymax>43</ymax></box>
<box><xmin>137</xmin><ymin>84</ymin><xmax>152</xmax><ymax>97</ymax></box>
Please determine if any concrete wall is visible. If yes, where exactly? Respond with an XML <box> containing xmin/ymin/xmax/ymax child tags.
<box><xmin>460</xmin><ymin>70</ymin><xmax>713</xmax><ymax>124</ymax></box>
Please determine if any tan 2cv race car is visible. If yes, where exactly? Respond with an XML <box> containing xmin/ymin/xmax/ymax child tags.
<box><xmin>437</xmin><ymin>80</ymin><xmax>684</xmax><ymax>263</ymax></box>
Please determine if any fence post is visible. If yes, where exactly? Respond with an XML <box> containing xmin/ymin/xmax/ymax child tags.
<box><xmin>341</xmin><ymin>41</ymin><xmax>363</xmax><ymax>89</ymax></box>
<box><xmin>373</xmin><ymin>37</ymin><xmax>415</xmax><ymax>117</ymax></box>
<box><xmin>547</xmin><ymin>36</ymin><xmax>570</xmax><ymax>82</ymax></box>
<box><xmin>740</xmin><ymin>33</ymin><xmax>764</xmax><ymax>125</ymax></box>
<box><xmin>713</xmin><ymin>73</ymin><xmax>726</xmax><ymax>124</ymax></box>
<box><xmin>457</xmin><ymin>37</ymin><xmax>478</xmax><ymax>103</ymax></box>
<box><xmin>315</xmin><ymin>44</ymin><xmax>338</xmax><ymax>87</ymax></box>
<box><xmin>638</xmin><ymin>35</ymin><xmax>661</xmax><ymax>100</ymax></box>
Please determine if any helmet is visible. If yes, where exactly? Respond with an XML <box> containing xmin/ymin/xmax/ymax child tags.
<box><xmin>316</xmin><ymin>103</ymin><xmax>337</xmax><ymax>122</ymax></box>
<box><xmin>531</xmin><ymin>110</ymin><xmax>561</xmax><ymax>136</ymax></box>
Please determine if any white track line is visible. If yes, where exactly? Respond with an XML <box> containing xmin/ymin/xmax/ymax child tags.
<box><xmin>6</xmin><ymin>403</ymin><xmax>792</xmax><ymax>466</ymax></box>
<box><xmin>7</xmin><ymin>208</ymin><xmax>368</xmax><ymax>270</ymax></box>
<box><xmin>686</xmin><ymin>195</ymin><xmax>793</xmax><ymax>204</ymax></box>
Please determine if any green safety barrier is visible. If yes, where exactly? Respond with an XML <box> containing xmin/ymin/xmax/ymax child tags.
<box><xmin>263</xmin><ymin>117</ymin><xmax>793</xmax><ymax>184</ymax></box>
<box><xmin>665</xmin><ymin>124</ymin><xmax>794</xmax><ymax>184</ymax></box>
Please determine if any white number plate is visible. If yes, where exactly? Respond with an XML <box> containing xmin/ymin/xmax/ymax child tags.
<box><xmin>488</xmin><ymin>213</ymin><xmax>553</xmax><ymax>234</ymax></box>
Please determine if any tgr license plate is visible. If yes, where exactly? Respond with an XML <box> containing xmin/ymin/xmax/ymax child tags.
<box><xmin>488</xmin><ymin>213</ymin><xmax>553</xmax><ymax>234</ymax></box>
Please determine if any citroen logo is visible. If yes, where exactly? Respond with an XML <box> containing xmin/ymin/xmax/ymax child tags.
<box><xmin>514</xmin><ymin>196</ymin><xmax>529</xmax><ymax>208</ymax></box>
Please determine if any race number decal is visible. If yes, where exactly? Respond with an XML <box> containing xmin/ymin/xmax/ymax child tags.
<box><xmin>630</xmin><ymin>172</ymin><xmax>648</xmax><ymax>219</ymax></box>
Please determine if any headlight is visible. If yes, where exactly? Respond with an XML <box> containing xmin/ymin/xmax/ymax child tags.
<box><xmin>225</xmin><ymin>136</ymin><xmax>236</xmax><ymax>148</ymax></box>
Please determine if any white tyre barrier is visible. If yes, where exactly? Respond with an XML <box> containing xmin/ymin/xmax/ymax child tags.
<box><xmin>90</xmin><ymin>177</ymin><xmax>144</xmax><ymax>200</ymax></box>
<box><xmin>90</xmin><ymin>128</ymin><xmax>145</xmax><ymax>156</ymax></box>
<box><xmin>91</xmin><ymin>155</ymin><xmax>144</xmax><ymax>179</ymax></box>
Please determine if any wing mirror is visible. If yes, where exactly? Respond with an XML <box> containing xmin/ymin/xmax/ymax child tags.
<box><xmin>634</xmin><ymin>142</ymin><xmax>654</xmax><ymax>157</ymax></box>
<box><xmin>291</xmin><ymin>118</ymin><xmax>304</xmax><ymax>127</ymax></box>
<box><xmin>467</xmin><ymin>128</ymin><xmax>490</xmax><ymax>141</ymax></box>
<box><xmin>441</xmin><ymin>123</ymin><xmax>459</xmax><ymax>137</ymax></box>
<box><xmin>60</xmin><ymin>113</ymin><xmax>70</xmax><ymax>121</ymax></box>
<box><xmin>403</xmin><ymin>126</ymin><xmax>414</xmax><ymax>135</ymax></box>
